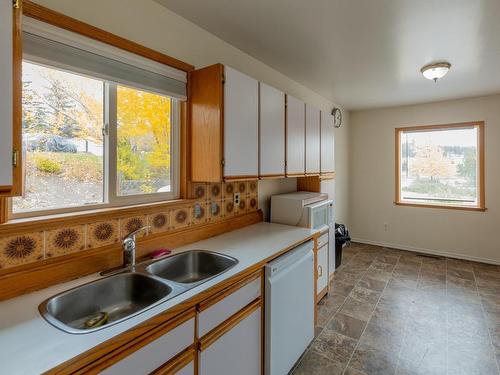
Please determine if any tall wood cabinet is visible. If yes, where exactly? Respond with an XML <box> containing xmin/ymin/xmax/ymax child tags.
<box><xmin>189</xmin><ymin>64</ymin><xmax>258</xmax><ymax>182</ymax></box>
<box><xmin>259</xmin><ymin>82</ymin><xmax>285</xmax><ymax>177</ymax></box>
<box><xmin>0</xmin><ymin>0</ymin><xmax>22</xmax><ymax>196</ymax></box>
<box><xmin>305</xmin><ymin>104</ymin><xmax>320</xmax><ymax>175</ymax></box>
<box><xmin>285</xmin><ymin>95</ymin><xmax>305</xmax><ymax>176</ymax></box>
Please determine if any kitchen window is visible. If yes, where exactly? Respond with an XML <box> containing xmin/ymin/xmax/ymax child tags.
<box><xmin>11</xmin><ymin>19</ymin><xmax>186</xmax><ymax>218</ymax></box>
<box><xmin>395</xmin><ymin>122</ymin><xmax>485</xmax><ymax>211</ymax></box>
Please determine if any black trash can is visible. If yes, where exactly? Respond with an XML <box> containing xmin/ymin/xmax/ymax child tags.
<box><xmin>335</xmin><ymin>223</ymin><xmax>350</xmax><ymax>269</ymax></box>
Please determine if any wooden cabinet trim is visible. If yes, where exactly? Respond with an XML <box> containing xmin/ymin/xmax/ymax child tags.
<box><xmin>198</xmin><ymin>298</ymin><xmax>261</xmax><ymax>352</ymax></box>
<box><xmin>198</xmin><ymin>270</ymin><xmax>261</xmax><ymax>312</ymax></box>
<box><xmin>223</xmin><ymin>175</ymin><xmax>259</xmax><ymax>182</ymax></box>
<box><xmin>258</xmin><ymin>174</ymin><xmax>285</xmax><ymax>179</ymax></box>
<box><xmin>151</xmin><ymin>346</ymin><xmax>196</xmax><ymax>375</ymax></box>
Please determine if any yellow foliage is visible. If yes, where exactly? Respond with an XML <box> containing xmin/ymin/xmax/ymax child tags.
<box><xmin>115</xmin><ymin>86</ymin><xmax>172</xmax><ymax>191</ymax></box>
<box><xmin>410</xmin><ymin>145</ymin><xmax>455</xmax><ymax>180</ymax></box>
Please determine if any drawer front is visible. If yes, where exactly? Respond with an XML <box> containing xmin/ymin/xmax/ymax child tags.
<box><xmin>198</xmin><ymin>275</ymin><xmax>261</xmax><ymax>338</ymax></box>
<box><xmin>317</xmin><ymin>244</ymin><xmax>328</xmax><ymax>294</ymax></box>
<box><xmin>317</xmin><ymin>232</ymin><xmax>329</xmax><ymax>249</ymax></box>
<box><xmin>152</xmin><ymin>347</ymin><xmax>196</xmax><ymax>375</ymax></box>
<box><xmin>199</xmin><ymin>307</ymin><xmax>261</xmax><ymax>375</ymax></box>
<box><xmin>100</xmin><ymin>317</ymin><xmax>195</xmax><ymax>375</ymax></box>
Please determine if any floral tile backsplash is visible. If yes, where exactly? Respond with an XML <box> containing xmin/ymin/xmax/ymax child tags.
<box><xmin>0</xmin><ymin>181</ymin><xmax>258</xmax><ymax>270</ymax></box>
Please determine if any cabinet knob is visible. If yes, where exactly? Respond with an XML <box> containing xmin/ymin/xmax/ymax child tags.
<box><xmin>317</xmin><ymin>265</ymin><xmax>323</xmax><ymax>278</ymax></box>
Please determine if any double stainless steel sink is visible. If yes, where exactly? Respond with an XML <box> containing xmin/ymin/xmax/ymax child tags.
<box><xmin>39</xmin><ymin>250</ymin><xmax>238</xmax><ymax>334</ymax></box>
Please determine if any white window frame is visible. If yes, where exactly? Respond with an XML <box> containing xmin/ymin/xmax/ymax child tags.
<box><xmin>10</xmin><ymin>64</ymin><xmax>181</xmax><ymax>219</ymax></box>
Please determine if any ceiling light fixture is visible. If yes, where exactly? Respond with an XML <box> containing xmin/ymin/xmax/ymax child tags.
<box><xmin>421</xmin><ymin>62</ymin><xmax>451</xmax><ymax>82</ymax></box>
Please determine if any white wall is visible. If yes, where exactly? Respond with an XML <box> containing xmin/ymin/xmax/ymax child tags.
<box><xmin>350</xmin><ymin>94</ymin><xmax>500</xmax><ymax>264</ymax></box>
<box><xmin>258</xmin><ymin>179</ymin><xmax>297</xmax><ymax>221</ymax></box>
<box><xmin>33</xmin><ymin>0</ymin><xmax>349</xmax><ymax>224</ymax></box>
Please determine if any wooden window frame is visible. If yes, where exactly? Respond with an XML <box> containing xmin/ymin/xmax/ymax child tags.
<box><xmin>0</xmin><ymin>0</ymin><xmax>194</xmax><ymax>224</ymax></box>
<box><xmin>395</xmin><ymin>121</ymin><xmax>485</xmax><ymax>211</ymax></box>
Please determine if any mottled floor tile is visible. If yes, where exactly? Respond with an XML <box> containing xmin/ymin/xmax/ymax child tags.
<box><xmin>359</xmin><ymin>320</ymin><xmax>405</xmax><ymax>353</ymax></box>
<box><xmin>350</xmin><ymin>285</ymin><xmax>382</xmax><ymax>304</ymax></box>
<box><xmin>447</xmin><ymin>268</ymin><xmax>475</xmax><ymax>281</ymax></box>
<box><xmin>349</xmin><ymin>343</ymin><xmax>398</xmax><ymax>375</ymax></box>
<box><xmin>312</xmin><ymin>330</ymin><xmax>358</xmax><ymax>364</ymax></box>
<box><xmin>340</xmin><ymin>297</ymin><xmax>377</xmax><ymax>321</ymax></box>
<box><xmin>317</xmin><ymin>292</ymin><xmax>347</xmax><ymax>314</ymax></box>
<box><xmin>344</xmin><ymin>366</ymin><xmax>368</xmax><ymax>375</ymax></box>
<box><xmin>327</xmin><ymin>312</ymin><xmax>367</xmax><ymax>340</ymax></box>
<box><xmin>447</xmin><ymin>345</ymin><xmax>499</xmax><ymax>375</ymax></box>
<box><xmin>292</xmin><ymin>349</ymin><xmax>345</xmax><ymax>375</ymax></box>
<box><xmin>358</xmin><ymin>276</ymin><xmax>387</xmax><ymax>292</ymax></box>
<box><xmin>331</xmin><ymin>280</ymin><xmax>356</xmax><ymax>297</ymax></box>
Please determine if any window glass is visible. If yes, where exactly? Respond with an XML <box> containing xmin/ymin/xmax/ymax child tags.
<box><xmin>399</xmin><ymin>127</ymin><xmax>479</xmax><ymax>206</ymax></box>
<box><xmin>116</xmin><ymin>85</ymin><xmax>172</xmax><ymax>196</ymax></box>
<box><xmin>13</xmin><ymin>62</ymin><xmax>104</xmax><ymax>212</ymax></box>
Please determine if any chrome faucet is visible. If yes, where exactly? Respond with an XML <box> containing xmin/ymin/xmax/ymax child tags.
<box><xmin>123</xmin><ymin>226</ymin><xmax>150</xmax><ymax>271</ymax></box>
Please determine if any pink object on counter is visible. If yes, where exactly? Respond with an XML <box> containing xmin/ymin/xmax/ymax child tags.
<box><xmin>150</xmin><ymin>248</ymin><xmax>172</xmax><ymax>258</ymax></box>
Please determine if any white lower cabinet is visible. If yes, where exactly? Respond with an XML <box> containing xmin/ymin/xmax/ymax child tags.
<box><xmin>100</xmin><ymin>315</ymin><xmax>195</xmax><ymax>375</ymax></box>
<box><xmin>316</xmin><ymin>244</ymin><xmax>328</xmax><ymax>298</ymax></box>
<box><xmin>199</xmin><ymin>306</ymin><xmax>262</xmax><ymax>375</ymax></box>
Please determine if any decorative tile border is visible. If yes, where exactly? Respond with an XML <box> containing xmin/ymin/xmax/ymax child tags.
<box><xmin>0</xmin><ymin>181</ymin><xmax>258</xmax><ymax>270</ymax></box>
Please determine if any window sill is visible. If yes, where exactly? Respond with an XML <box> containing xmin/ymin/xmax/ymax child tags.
<box><xmin>0</xmin><ymin>198</ymin><xmax>196</xmax><ymax>234</ymax></box>
<box><xmin>394</xmin><ymin>201</ymin><xmax>487</xmax><ymax>212</ymax></box>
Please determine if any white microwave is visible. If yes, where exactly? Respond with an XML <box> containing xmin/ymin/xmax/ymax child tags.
<box><xmin>270</xmin><ymin>192</ymin><xmax>333</xmax><ymax>230</ymax></box>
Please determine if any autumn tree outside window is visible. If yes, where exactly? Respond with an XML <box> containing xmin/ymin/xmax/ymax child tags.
<box><xmin>11</xmin><ymin>19</ymin><xmax>186</xmax><ymax>217</ymax></box>
<box><xmin>395</xmin><ymin>122</ymin><xmax>485</xmax><ymax>211</ymax></box>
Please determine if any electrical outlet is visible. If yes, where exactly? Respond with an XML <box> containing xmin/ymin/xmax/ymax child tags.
<box><xmin>384</xmin><ymin>223</ymin><xmax>389</xmax><ymax>232</ymax></box>
<box><xmin>233</xmin><ymin>192</ymin><xmax>240</xmax><ymax>205</ymax></box>
<box><xmin>194</xmin><ymin>203</ymin><xmax>202</xmax><ymax>218</ymax></box>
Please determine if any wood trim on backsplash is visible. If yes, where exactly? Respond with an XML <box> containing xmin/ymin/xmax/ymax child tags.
<box><xmin>0</xmin><ymin>209</ymin><xmax>263</xmax><ymax>301</ymax></box>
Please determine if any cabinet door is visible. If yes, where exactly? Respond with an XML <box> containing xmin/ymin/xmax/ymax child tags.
<box><xmin>224</xmin><ymin>66</ymin><xmax>258</xmax><ymax>179</ymax></box>
<box><xmin>199</xmin><ymin>304</ymin><xmax>261</xmax><ymax>375</ymax></box>
<box><xmin>259</xmin><ymin>82</ymin><xmax>285</xmax><ymax>177</ymax></box>
<box><xmin>0</xmin><ymin>0</ymin><xmax>21</xmax><ymax>195</ymax></box>
<box><xmin>316</xmin><ymin>244</ymin><xmax>328</xmax><ymax>297</ymax></box>
<box><xmin>305</xmin><ymin>104</ymin><xmax>320</xmax><ymax>174</ymax></box>
<box><xmin>320</xmin><ymin>111</ymin><xmax>335</xmax><ymax>173</ymax></box>
<box><xmin>285</xmin><ymin>95</ymin><xmax>305</xmax><ymax>176</ymax></box>
<box><xmin>189</xmin><ymin>64</ymin><xmax>224</xmax><ymax>182</ymax></box>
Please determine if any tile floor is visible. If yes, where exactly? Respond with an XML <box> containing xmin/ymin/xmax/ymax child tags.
<box><xmin>291</xmin><ymin>242</ymin><xmax>500</xmax><ymax>375</ymax></box>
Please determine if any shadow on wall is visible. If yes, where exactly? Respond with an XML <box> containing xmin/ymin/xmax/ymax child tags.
<box><xmin>258</xmin><ymin>179</ymin><xmax>298</xmax><ymax>221</ymax></box>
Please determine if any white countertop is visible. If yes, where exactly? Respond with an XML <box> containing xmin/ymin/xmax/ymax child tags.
<box><xmin>0</xmin><ymin>222</ymin><xmax>318</xmax><ymax>375</ymax></box>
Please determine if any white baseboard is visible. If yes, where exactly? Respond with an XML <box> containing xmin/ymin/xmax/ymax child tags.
<box><xmin>350</xmin><ymin>237</ymin><xmax>500</xmax><ymax>266</ymax></box>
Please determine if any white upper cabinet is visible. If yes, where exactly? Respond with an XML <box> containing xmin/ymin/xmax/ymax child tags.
<box><xmin>305</xmin><ymin>104</ymin><xmax>320</xmax><ymax>174</ymax></box>
<box><xmin>224</xmin><ymin>66</ymin><xmax>259</xmax><ymax>178</ymax></box>
<box><xmin>320</xmin><ymin>111</ymin><xmax>335</xmax><ymax>173</ymax></box>
<box><xmin>285</xmin><ymin>95</ymin><xmax>305</xmax><ymax>175</ymax></box>
<box><xmin>0</xmin><ymin>0</ymin><xmax>14</xmax><ymax>188</ymax></box>
<box><xmin>259</xmin><ymin>82</ymin><xmax>285</xmax><ymax>177</ymax></box>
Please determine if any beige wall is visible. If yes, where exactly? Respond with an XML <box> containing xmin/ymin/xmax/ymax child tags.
<box><xmin>350</xmin><ymin>94</ymin><xmax>500</xmax><ymax>264</ymax></box>
<box><xmin>33</xmin><ymin>0</ymin><xmax>349</xmax><ymax>224</ymax></box>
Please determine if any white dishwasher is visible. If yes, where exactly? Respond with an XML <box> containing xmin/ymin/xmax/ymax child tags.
<box><xmin>265</xmin><ymin>240</ymin><xmax>315</xmax><ymax>375</ymax></box>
